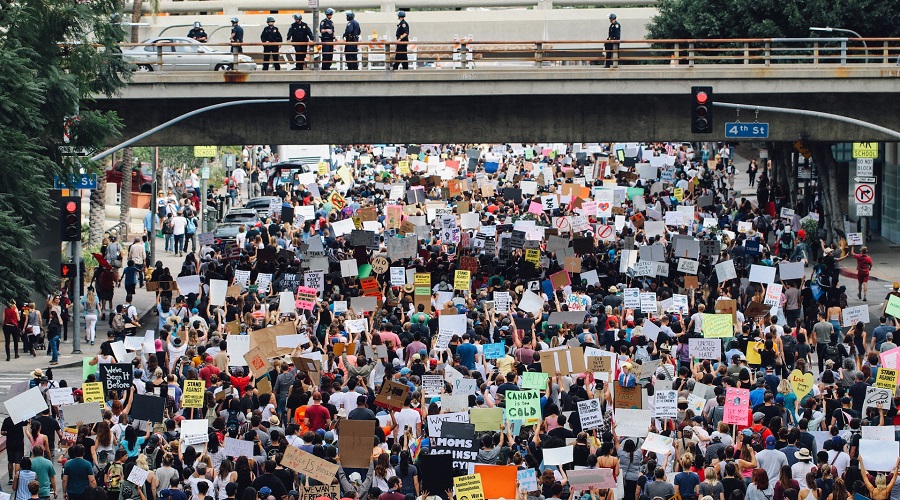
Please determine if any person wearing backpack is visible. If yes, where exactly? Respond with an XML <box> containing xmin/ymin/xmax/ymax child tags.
<box><xmin>161</xmin><ymin>214</ymin><xmax>175</xmax><ymax>254</ymax></box>
<box><xmin>105</xmin><ymin>449</ymin><xmax>127</xmax><ymax>500</ymax></box>
<box><xmin>183</xmin><ymin>216</ymin><xmax>198</xmax><ymax>255</ymax></box>
<box><xmin>118</xmin><ymin>462</ymin><xmax>146</xmax><ymax>500</ymax></box>
<box><xmin>109</xmin><ymin>305</ymin><xmax>126</xmax><ymax>342</ymax></box>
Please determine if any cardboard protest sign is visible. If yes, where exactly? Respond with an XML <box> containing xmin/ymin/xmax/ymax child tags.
<box><xmin>539</xmin><ymin>347</ymin><xmax>587</xmax><ymax>375</ymax></box>
<box><xmin>338</xmin><ymin>420</ymin><xmax>377</xmax><ymax>468</ymax></box>
<box><xmin>615</xmin><ymin>386</ymin><xmax>642</xmax><ymax>409</ymax></box>
<box><xmin>375</xmin><ymin>380</ymin><xmax>409</xmax><ymax>410</ymax></box>
<box><xmin>587</xmin><ymin>356</ymin><xmax>612</xmax><ymax>373</ymax></box>
<box><xmin>60</xmin><ymin>402</ymin><xmax>104</xmax><ymax>426</ymax></box>
<box><xmin>280</xmin><ymin>445</ymin><xmax>339</xmax><ymax>483</ymax></box>
<box><xmin>244</xmin><ymin>346</ymin><xmax>273</xmax><ymax>378</ymax></box>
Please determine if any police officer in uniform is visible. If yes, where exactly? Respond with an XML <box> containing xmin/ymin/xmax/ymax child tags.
<box><xmin>392</xmin><ymin>11</ymin><xmax>409</xmax><ymax>70</ymax></box>
<box><xmin>260</xmin><ymin>16</ymin><xmax>283</xmax><ymax>70</ymax></box>
<box><xmin>230</xmin><ymin>17</ymin><xmax>244</xmax><ymax>53</ymax></box>
<box><xmin>187</xmin><ymin>22</ymin><xmax>208</xmax><ymax>43</ymax></box>
<box><xmin>319</xmin><ymin>8</ymin><xmax>336</xmax><ymax>70</ymax></box>
<box><xmin>286</xmin><ymin>14</ymin><xmax>314</xmax><ymax>70</ymax></box>
<box><xmin>605</xmin><ymin>13</ymin><xmax>621</xmax><ymax>68</ymax></box>
<box><xmin>342</xmin><ymin>10</ymin><xmax>361</xmax><ymax>70</ymax></box>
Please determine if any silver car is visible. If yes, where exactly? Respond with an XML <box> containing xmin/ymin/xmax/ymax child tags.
<box><xmin>123</xmin><ymin>37</ymin><xmax>257</xmax><ymax>72</ymax></box>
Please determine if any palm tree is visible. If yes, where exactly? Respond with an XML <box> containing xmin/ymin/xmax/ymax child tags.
<box><xmin>120</xmin><ymin>148</ymin><xmax>133</xmax><ymax>226</ymax></box>
<box><xmin>88</xmin><ymin>163</ymin><xmax>108</xmax><ymax>247</ymax></box>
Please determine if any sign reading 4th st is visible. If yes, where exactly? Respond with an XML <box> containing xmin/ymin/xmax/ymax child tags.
<box><xmin>725</xmin><ymin>122</ymin><xmax>769</xmax><ymax>139</ymax></box>
<box><xmin>54</xmin><ymin>173</ymin><xmax>98</xmax><ymax>190</ymax></box>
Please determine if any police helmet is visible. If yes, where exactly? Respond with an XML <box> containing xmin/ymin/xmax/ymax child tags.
<box><xmin>267</xmin><ymin>16</ymin><xmax>275</xmax><ymax>23</ymax></box>
<box><xmin>397</xmin><ymin>10</ymin><xmax>406</xmax><ymax>18</ymax></box>
<box><xmin>231</xmin><ymin>17</ymin><xmax>239</xmax><ymax>23</ymax></box>
<box><xmin>608</xmin><ymin>12</ymin><xmax>616</xmax><ymax>19</ymax></box>
<box><xmin>293</xmin><ymin>14</ymin><xmax>301</xmax><ymax>20</ymax></box>
<box><xmin>324</xmin><ymin>8</ymin><xmax>334</xmax><ymax>15</ymax></box>
<box><xmin>193</xmin><ymin>21</ymin><xmax>201</xmax><ymax>28</ymax></box>
<box><xmin>345</xmin><ymin>10</ymin><xmax>354</xmax><ymax>20</ymax></box>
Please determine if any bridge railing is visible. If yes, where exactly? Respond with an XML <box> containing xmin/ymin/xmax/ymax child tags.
<box><xmin>115</xmin><ymin>37</ymin><xmax>900</xmax><ymax>71</ymax></box>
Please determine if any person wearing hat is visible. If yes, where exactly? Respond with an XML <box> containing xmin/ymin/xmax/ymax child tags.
<box><xmin>319</xmin><ymin>8</ymin><xmax>336</xmax><ymax>69</ymax></box>
<box><xmin>392</xmin><ymin>11</ymin><xmax>409</xmax><ymax>70</ymax></box>
<box><xmin>286</xmin><ymin>14</ymin><xmax>314</xmax><ymax>70</ymax></box>
<box><xmin>790</xmin><ymin>449</ymin><xmax>815</xmax><ymax>486</ymax></box>
<box><xmin>342</xmin><ymin>11</ymin><xmax>361</xmax><ymax>70</ymax></box>
<box><xmin>260</xmin><ymin>17</ymin><xmax>282</xmax><ymax>70</ymax></box>
<box><xmin>604</xmin><ymin>13</ymin><xmax>621</xmax><ymax>68</ymax></box>
<box><xmin>755</xmin><ymin>435</ymin><xmax>788</xmax><ymax>484</ymax></box>
<box><xmin>880</xmin><ymin>331</ymin><xmax>897</xmax><ymax>353</ymax></box>
<box><xmin>749</xmin><ymin>412</ymin><xmax>774</xmax><ymax>444</ymax></box>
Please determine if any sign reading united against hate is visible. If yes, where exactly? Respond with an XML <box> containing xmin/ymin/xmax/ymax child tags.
<box><xmin>702</xmin><ymin>314</ymin><xmax>733</xmax><ymax>338</ymax></box>
<box><xmin>182</xmin><ymin>380</ymin><xmax>205</xmax><ymax>408</ymax></box>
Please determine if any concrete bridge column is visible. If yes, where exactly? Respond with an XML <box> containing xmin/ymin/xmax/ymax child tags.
<box><xmin>535</xmin><ymin>0</ymin><xmax>554</xmax><ymax>9</ymax></box>
<box><xmin>883</xmin><ymin>143</ymin><xmax>900</xmax><ymax>242</ymax></box>
<box><xmin>223</xmin><ymin>0</ymin><xmax>239</xmax><ymax>16</ymax></box>
<box><xmin>380</xmin><ymin>1</ymin><xmax>396</xmax><ymax>13</ymax></box>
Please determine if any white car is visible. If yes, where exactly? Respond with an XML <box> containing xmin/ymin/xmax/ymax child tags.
<box><xmin>123</xmin><ymin>37</ymin><xmax>257</xmax><ymax>72</ymax></box>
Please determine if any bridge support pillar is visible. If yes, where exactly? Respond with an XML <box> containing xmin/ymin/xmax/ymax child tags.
<box><xmin>536</xmin><ymin>0</ymin><xmax>553</xmax><ymax>9</ymax></box>
<box><xmin>380</xmin><ymin>1</ymin><xmax>396</xmax><ymax>13</ymax></box>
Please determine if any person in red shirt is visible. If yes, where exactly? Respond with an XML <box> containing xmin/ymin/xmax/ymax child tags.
<box><xmin>230</xmin><ymin>368</ymin><xmax>251</xmax><ymax>396</ymax></box>
<box><xmin>838</xmin><ymin>245</ymin><xmax>873</xmax><ymax>301</ymax></box>
<box><xmin>198</xmin><ymin>355</ymin><xmax>221</xmax><ymax>388</ymax></box>
<box><xmin>303</xmin><ymin>391</ymin><xmax>331</xmax><ymax>431</ymax></box>
<box><xmin>3</xmin><ymin>300</ymin><xmax>21</xmax><ymax>361</ymax></box>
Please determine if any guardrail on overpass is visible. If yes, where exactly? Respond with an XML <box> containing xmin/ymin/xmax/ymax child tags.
<box><xmin>117</xmin><ymin>37</ymin><xmax>900</xmax><ymax>72</ymax></box>
<box><xmin>128</xmin><ymin>0</ymin><xmax>655</xmax><ymax>14</ymax></box>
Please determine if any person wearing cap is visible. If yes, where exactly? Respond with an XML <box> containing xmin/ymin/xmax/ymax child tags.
<box><xmin>755</xmin><ymin>435</ymin><xmax>788</xmax><ymax>484</ymax></box>
<box><xmin>260</xmin><ymin>17</ymin><xmax>282</xmax><ymax>71</ymax></box>
<box><xmin>749</xmin><ymin>412</ymin><xmax>774</xmax><ymax>444</ymax></box>
<box><xmin>604</xmin><ymin>13</ymin><xmax>621</xmax><ymax>68</ymax></box>
<box><xmin>286</xmin><ymin>14</ymin><xmax>314</xmax><ymax>70</ymax></box>
<box><xmin>392</xmin><ymin>11</ymin><xmax>409</xmax><ymax>70</ymax></box>
<box><xmin>880</xmin><ymin>331</ymin><xmax>897</xmax><ymax>352</ymax></box>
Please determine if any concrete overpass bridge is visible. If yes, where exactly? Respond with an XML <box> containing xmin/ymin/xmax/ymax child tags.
<box><xmin>93</xmin><ymin>36</ymin><xmax>900</xmax><ymax>146</ymax></box>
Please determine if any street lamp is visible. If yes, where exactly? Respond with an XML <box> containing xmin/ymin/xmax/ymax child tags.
<box><xmin>809</xmin><ymin>26</ymin><xmax>868</xmax><ymax>63</ymax></box>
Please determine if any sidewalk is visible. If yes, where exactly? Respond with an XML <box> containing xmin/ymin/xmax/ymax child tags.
<box><xmin>6</xmin><ymin>240</ymin><xmax>187</xmax><ymax>373</ymax></box>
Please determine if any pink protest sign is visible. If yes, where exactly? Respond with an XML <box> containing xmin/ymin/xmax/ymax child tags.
<box><xmin>295</xmin><ymin>286</ymin><xmax>318</xmax><ymax>310</ymax></box>
<box><xmin>724</xmin><ymin>387</ymin><xmax>750</xmax><ymax>425</ymax></box>
<box><xmin>528</xmin><ymin>201</ymin><xmax>543</xmax><ymax>215</ymax></box>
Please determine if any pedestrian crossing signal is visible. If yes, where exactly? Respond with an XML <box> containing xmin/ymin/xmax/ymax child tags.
<box><xmin>290</xmin><ymin>83</ymin><xmax>311</xmax><ymax>130</ymax></box>
<box><xmin>61</xmin><ymin>263</ymin><xmax>77</xmax><ymax>278</ymax></box>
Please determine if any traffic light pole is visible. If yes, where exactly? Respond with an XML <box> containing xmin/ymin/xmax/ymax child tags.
<box><xmin>72</xmin><ymin>237</ymin><xmax>82</xmax><ymax>354</ymax></box>
<box><xmin>713</xmin><ymin>101</ymin><xmax>900</xmax><ymax>140</ymax></box>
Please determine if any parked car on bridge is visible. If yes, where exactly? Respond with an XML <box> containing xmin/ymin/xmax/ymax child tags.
<box><xmin>123</xmin><ymin>37</ymin><xmax>257</xmax><ymax>72</ymax></box>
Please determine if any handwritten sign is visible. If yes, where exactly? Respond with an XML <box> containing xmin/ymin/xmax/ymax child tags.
<box><xmin>482</xmin><ymin>343</ymin><xmax>505</xmax><ymax>360</ymax></box>
<box><xmin>702</xmin><ymin>314</ymin><xmax>733</xmax><ymax>338</ymax></box>
<box><xmin>688</xmin><ymin>338</ymin><xmax>721</xmax><ymax>359</ymax></box>
<box><xmin>724</xmin><ymin>387</ymin><xmax>750</xmax><ymax>425</ymax></box>
<box><xmin>100</xmin><ymin>364</ymin><xmax>133</xmax><ymax>392</ymax></box>
<box><xmin>505</xmin><ymin>390</ymin><xmax>541</xmax><ymax>420</ymax></box>
<box><xmin>281</xmin><ymin>445</ymin><xmax>340</xmax><ymax>484</ymax></box>
<box><xmin>789</xmin><ymin>369</ymin><xmax>815</xmax><ymax>399</ymax></box>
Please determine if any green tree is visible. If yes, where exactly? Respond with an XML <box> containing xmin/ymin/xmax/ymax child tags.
<box><xmin>0</xmin><ymin>0</ymin><xmax>131</xmax><ymax>301</ymax></box>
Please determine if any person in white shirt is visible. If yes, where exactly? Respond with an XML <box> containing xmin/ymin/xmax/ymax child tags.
<box><xmin>393</xmin><ymin>397</ymin><xmax>422</xmax><ymax>440</ymax></box>
<box><xmin>171</xmin><ymin>211</ymin><xmax>187</xmax><ymax>257</ymax></box>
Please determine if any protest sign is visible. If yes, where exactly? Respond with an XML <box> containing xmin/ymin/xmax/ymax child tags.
<box><xmin>427</xmin><ymin>412</ymin><xmax>469</xmax><ymax>436</ymax></box>
<box><xmin>100</xmin><ymin>364</ymin><xmax>133</xmax><ymax>392</ymax></box>
<box><xmin>724</xmin><ymin>387</ymin><xmax>750</xmax><ymax>425</ymax></box>
<box><xmin>299</xmin><ymin>485</ymin><xmax>340</xmax><ymax>500</ymax></box>
<box><xmin>702</xmin><ymin>314</ymin><xmax>733</xmax><ymax>338</ymax></box>
<box><xmin>482</xmin><ymin>343</ymin><xmax>505</xmax><ymax>360</ymax></box>
<box><xmin>338</xmin><ymin>420</ymin><xmax>377</xmax><ymax>468</ymax></box>
<box><xmin>61</xmin><ymin>403</ymin><xmax>103</xmax><ymax>426</ymax></box>
<box><xmin>375</xmin><ymin>380</ymin><xmax>410</xmax><ymax>410</ymax></box>
<box><xmin>542</xmin><ymin>446</ymin><xmax>574</xmax><ymax>466</ymax></box>
<box><xmin>129</xmin><ymin>395</ymin><xmax>166</xmax><ymax>423</ymax></box>
<box><xmin>861</xmin><ymin>426</ymin><xmax>895</xmax><ymax>441</ymax></box>
<box><xmin>521</xmin><ymin>372</ymin><xmax>549</xmax><ymax>390</ymax></box>
<box><xmin>875</xmin><ymin>368</ymin><xmax>898</xmax><ymax>389</ymax></box>
<box><xmin>577</xmin><ymin>398</ymin><xmax>604</xmax><ymax>430</ymax></box>
<box><xmin>182</xmin><ymin>380</ymin><xmax>205</xmax><ymax>408</ymax></box>
<box><xmin>280</xmin><ymin>445</ymin><xmax>340</xmax><ymax>483</ymax></box>
<box><xmin>539</xmin><ymin>347</ymin><xmax>587</xmax><ymax>375</ymax></box>
<box><xmin>654</xmin><ymin>390</ymin><xmax>678</xmax><ymax>419</ymax></box>
<box><xmin>641</xmin><ymin>433</ymin><xmax>674</xmax><ymax>455</ymax></box>
<box><xmin>48</xmin><ymin>388</ymin><xmax>75</xmax><ymax>406</ymax></box>
<box><xmin>517</xmin><ymin>469</ymin><xmax>538</xmax><ymax>493</ymax></box>
<box><xmin>689</xmin><ymin>338</ymin><xmax>721</xmax><ymax>359</ymax></box>
<box><xmin>587</xmin><ymin>356</ymin><xmax>612</xmax><ymax>373</ymax></box>
<box><xmin>567</xmin><ymin>469</ymin><xmax>616</xmax><ymax>491</ymax></box>
<box><xmin>82</xmin><ymin>382</ymin><xmax>104</xmax><ymax>406</ymax></box>
<box><xmin>614</xmin><ymin>409</ymin><xmax>651</xmax><ymax>437</ymax></box>
<box><xmin>127</xmin><ymin>466</ymin><xmax>150</xmax><ymax>486</ymax></box>
<box><xmin>470</xmin><ymin>408</ymin><xmax>503</xmax><ymax>432</ymax></box>
<box><xmin>862</xmin><ymin>386</ymin><xmax>892</xmax><ymax>415</ymax></box>
<box><xmin>432</xmin><ymin>422</ymin><xmax>478</xmax><ymax>473</ymax></box>
<box><xmin>505</xmin><ymin>390</ymin><xmax>541</xmax><ymax>421</ymax></box>
<box><xmin>615</xmin><ymin>386</ymin><xmax>642</xmax><ymax>409</ymax></box>
<box><xmin>472</xmin><ymin>466</ymin><xmax>516</xmax><ymax>500</ymax></box>
<box><xmin>843</xmin><ymin>305</ymin><xmax>871</xmax><ymax>327</ymax></box>
<box><xmin>789</xmin><ymin>369</ymin><xmax>815</xmax><ymax>399</ymax></box>
<box><xmin>454</xmin><ymin>473</ymin><xmax>485</xmax><ymax>500</ymax></box>
<box><xmin>858</xmin><ymin>440</ymin><xmax>900</xmax><ymax>471</ymax></box>
<box><xmin>422</xmin><ymin>375</ymin><xmax>444</xmax><ymax>397</ymax></box>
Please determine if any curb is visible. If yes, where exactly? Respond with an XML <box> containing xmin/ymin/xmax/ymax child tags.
<box><xmin>52</xmin><ymin>303</ymin><xmax>157</xmax><ymax>370</ymax></box>
<box><xmin>839</xmin><ymin>267</ymin><xmax>889</xmax><ymax>283</ymax></box>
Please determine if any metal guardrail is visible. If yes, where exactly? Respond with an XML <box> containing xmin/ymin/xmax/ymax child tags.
<box><xmin>114</xmin><ymin>37</ymin><xmax>900</xmax><ymax>72</ymax></box>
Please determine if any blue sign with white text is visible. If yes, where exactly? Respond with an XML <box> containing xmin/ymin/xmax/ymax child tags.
<box><xmin>725</xmin><ymin>122</ymin><xmax>769</xmax><ymax>139</ymax></box>
<box><xmin>54</xmin><ymin>174</ymin><xmax>98</xmax><ymax>190</ymax></box>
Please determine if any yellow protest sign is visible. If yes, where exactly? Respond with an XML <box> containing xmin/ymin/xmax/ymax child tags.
<box><xmin>875</xmin><ymin>367</ymin><xmax>898</xmax><ymax>389</ymax></box>
<box><xmin>454</xmin><ymin>473</ymin><xmax>485</xmax><ymax>500</ymax></box>
<box><xmin>182</xmin><ymin>380</ymin><xmax>205</xmax><ymax>408</ymax></box>
<box><xmin>525</xmin><ymin>249</ymin><xmax>540</xmax><ymax>265</ymax></box>
<box><xmin>352</xmin><ymin>216</ymin><xmax>363</xmax><ymax>230</ymax></box>
<box><xmin>454</xmin><ymin>270</ymin><xmax>471</xmax><ymax>291</ymax></box>
<box><xmin>745</xmin><ymin>341</ymin><xmax>762</xmax><ymax>365</ymax></box>
<box><xmin>702</xmin><ymin>313</ymin><xmax>733</xmax><ymax>338</ymax></box>
<box><xmin>398</xmin><ymin>161</ymin><xmax>410</xmax><ymax>175</ymax></box>
<box><xmin>789</xmin><ymin>369</ymin><xmax>814</xmax><ymax>399</ymax></box>
<box><xmin>414</xmin><ymin>273</ymin><xmax>431</xmax><ymax>287</ymax></box>
<box><xmin>318</xmin><ymin>161</ymin><xmax>328</xmax><ymax>175</ymax></box>
<box><xmin>82</xmin><ymin>382</ymin><xmax>104</xmax><ymax>406</ymax></box>
<box><xmin>329</xmin><ymin>192</ymin><xmax>346</xmax><ymax>211</ymax></box>
<box><xmin>337</xmin><ymin>165</ymin><xmax>353</xmax><ymax>185</ymax></box>
<box><xmin>674</xmin><ymin>188</ymin><xmax>683</xmax><ymax>202</ymax></box>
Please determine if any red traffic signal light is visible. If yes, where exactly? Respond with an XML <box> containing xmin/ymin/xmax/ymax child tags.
<box><xmin>691</xmin><ymin>86</ymin><xmax>713</xmax><ymax>134</ymax></box>
<box><xmin>61</xmin><ymin>263</ymin><xmax>77</xmax><ymax>278</ymax></box>
<box><xmin>59</xmin><ymin>196</ymin><xmax>81</xmax><ymax>241</ymax></box>
<box><xmin>290</xmin><ymin>83</ymin><xmax>310</xmax><ymax>130</ymax></box>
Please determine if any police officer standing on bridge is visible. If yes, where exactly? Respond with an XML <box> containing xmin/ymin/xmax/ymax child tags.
<box><xmin>343</xmin><ymin>10</ymin><xmax>361</xmax><ymax>70</ymax></box>
<box><xmin>320</xmin><ymin>8</ymin><xmax>336</xmax><ymax>70</ymax></box>
<box><xmin>287</xmin><ymin>14</ymin><xmax>314</xmax><ymax>70</ymax></box>
<box><xmin>230</xmin><ymin>17</ymin><xmax>244</xmax><ymax>53</ymax></box>
<box><xmin>187</xmin><ymin>22</ymin><xmax>208</xmax><ymax>42</ymax></box>
<box><xmin>260</xmin><ymin>16</ymin><xmax>283</xmax><ymax>70</ymax></box>
<box><xmin>392</xmin><ymin>11</ymin><xmax>409</xmax><ymax>70</ymax></box>
<box><xmin>605</xmin><ymin>13</ymin><xmax>621</xmax><ymax>68</ymax></box>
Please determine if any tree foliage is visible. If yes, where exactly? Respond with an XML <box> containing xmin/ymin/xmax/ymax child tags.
<box><xmin>0</xmin><ymin>0</ymin><xmax>131</xmax><ymax>301</ymax></box>
<box><xmin>647</xmin><ymin>0</ymin><xmax>900</xmax><ymax>39</ymax></box>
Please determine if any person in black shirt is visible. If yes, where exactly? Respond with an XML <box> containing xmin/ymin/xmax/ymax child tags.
<box><xmin>187</xmin><ymin>22</ymin><xmax>208</xmax><ymax>42</ymax></box>
<box><xmin>392</xmin><ymin>11</ymin><xmax>409</xmax><ymax>70</ymax></box>
<box><xmin>2</xmin><ymin>416</ymin><xmax>27</xmax><ymax>484</ymax></box>
<box><xmin>36</xmin><ymin>409</ymin><xmax>62</xmax><ymax>457</ymax></box>
<box><xmin>229</xmin><ymin>18</ymin><xmax>244</xmax><ymax>53</ymax></box>
<box><xmin>547</xmin><ymin>414</ymin><xmax>574</xmax><ymax>440</ymax></box>
<box><xmin>251</xmin><ymin>462</ymin><xmax>288</xmax><ymax>500</ymax></box>
<box><xmin>260</xmin><ymin>17</ymin><xmax>282</xmax><ymax>71</ymax></box>
<box><xmin>319</xmin><ymin>9</ymin><xmax>336</xmax><ymax>70</ymax></box>
<box><xmin>604</xmin><ymin>13</ymin><xmax>621</xmax><ymax>68</ymax></box>
<box><xmin>286</xmin><ymin>14</ymin><xmax>314</xmax><ymax>70</ymax></box>
<box><xmin>342</xmin><ymin>11</ymin><xmax>361</xmax><ymax>70</ymax></box>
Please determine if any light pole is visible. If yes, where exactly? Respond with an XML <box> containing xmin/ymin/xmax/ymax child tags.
<box><xmin>809</xmin><ymin>26</ymin><xmax>868</xmax><ymax>63</ymax></box>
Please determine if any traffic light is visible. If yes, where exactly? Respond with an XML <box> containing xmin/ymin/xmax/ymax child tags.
<box><xmin>59</xmin><ymin>196</ymin><xmax>81</xmax><ymax>241</ymax></box>
<box><xmin>691</xmin><ymin>86</ymin><xmax>713</xmax><ymax>134</ymax></box>
<box><xmin>290</xmin><ymin>83</ymin><xmax>310</xmax><ymax>130</ymax></box>
<box><xmin>61</xmin><ymin>263</ymin><xmax>77</xmax><ymax>279</ymax></box>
